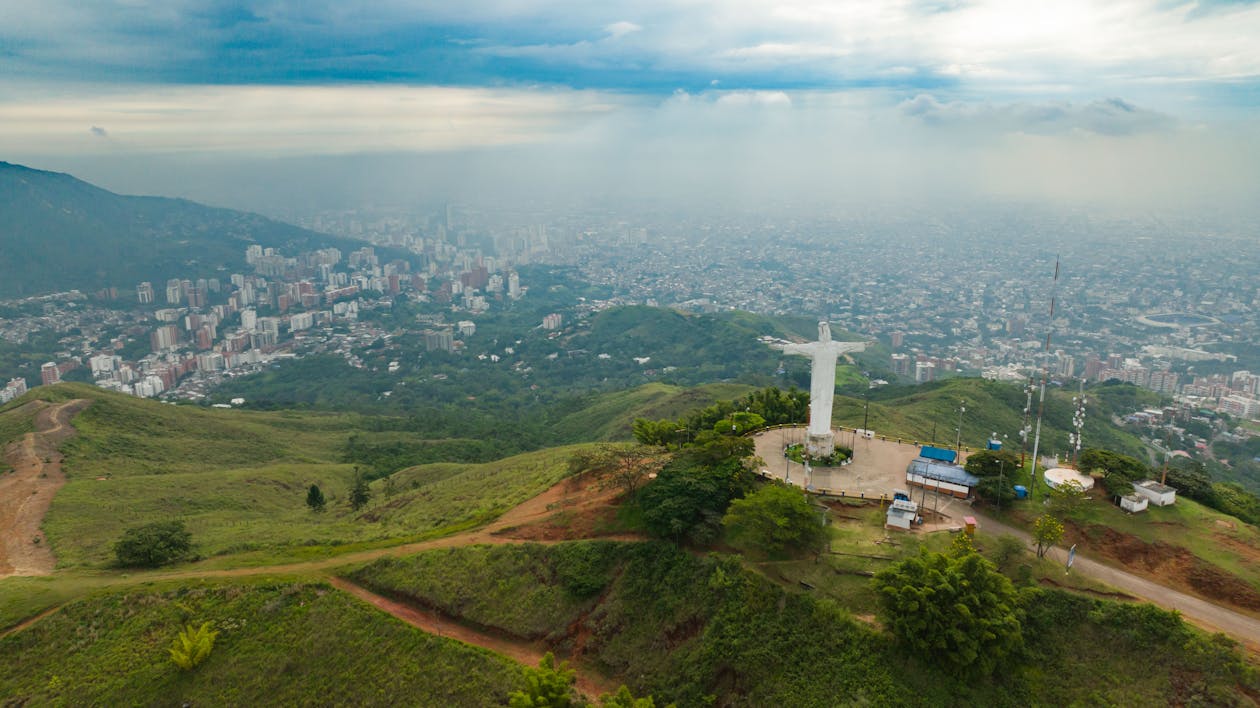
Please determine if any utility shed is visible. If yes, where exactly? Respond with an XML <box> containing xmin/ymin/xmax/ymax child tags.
<box><xmin>1119</xmin><ymin>494</ymin><xmax>1149</xmax><ymax>513</ymax></box>
<box><xmin>1133</xmin><ymin>480</ymin><xmax>1177</xmax><ymax>507</ymax></box>
<box><xmin>885</xmin><ymin>499</ymin><xmax>919</xmax><ymax>530</ymax></box>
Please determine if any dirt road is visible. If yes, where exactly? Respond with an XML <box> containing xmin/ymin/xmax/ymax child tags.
<box><xmin>0</xmin><ymin>399</ymin><xmax>89</xmax><ymax>577</ymax></box>
<box><xmin>974</xmin><ymin>511</ymin><xmax>1260</xmax><ymax>650</ymax></box>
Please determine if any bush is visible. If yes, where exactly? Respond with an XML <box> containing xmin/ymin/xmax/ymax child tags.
<box><xmin>113</xmin><ymin>520</ymin><xmax>193</xmax><ymax>567</ymax></box>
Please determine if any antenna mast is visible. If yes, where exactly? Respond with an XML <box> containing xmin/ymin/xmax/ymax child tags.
<box><xmin>1028</xmin><ymin>256</ymin><xmax>1059</xmax><ymax>501</ymax></box>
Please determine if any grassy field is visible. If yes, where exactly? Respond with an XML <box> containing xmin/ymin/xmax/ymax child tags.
<box><xmin>830</xmin><ymin>378</ymin><xmax>1151</xmax><ymax>460</ymax></box>
<box><xmin>550</xmin><ymin>382</ymin><xmax>755</xmax><ymax>443</ymax></box>
<box><xmin>0</xmin><ymin>400</ymin><xmax>36</xmax><ymax>450</ymax></box>
<box><xmin>346</xmin><ymin>542</ymin><xmax>619</xmax><ymax>641</ymax></box>
<box><xmin>0</xmin><ymin>578</ymin><xmax>526</xmax><ymax>706</ymax></box>
<box><xmin>346</xmin><ymin>540</ymin><xmax>1259</xmax><ymax>707</ymax></box>
<box><xmin>750</xmin><ymin>498</ymin><xmax>1120</xmax><ymax>616</ymax></box>
<box><xmin>44</xmin><ymin>445</ymin><xmax>582</xmax><ymax>568</ymax></box>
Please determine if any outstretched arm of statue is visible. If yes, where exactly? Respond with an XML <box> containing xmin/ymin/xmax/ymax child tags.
<box><xmin>781</xmin><ymin>343</ymin><xmax>816</xmax><ymax>356</ymax></box>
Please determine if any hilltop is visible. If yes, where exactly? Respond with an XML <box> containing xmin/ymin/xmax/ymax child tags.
<box><xmin>0</xmin><ymin>161</ymin><xmax>391</xmax><ymax>297</ymax></box>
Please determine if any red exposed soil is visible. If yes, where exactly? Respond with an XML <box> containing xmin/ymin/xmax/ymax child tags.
<box><xmin>1065</xmin><ymin>522</ymin><xmax>1260</xmax><ymax>614</ymax></box>
<box><xmin>491</xmin><ymin>472</ymin><xmax>641</xmax><ymax>543</ymax></box>
<box><xmin>0</xmin><ymin>399</ymin><xmax>90</xmax><ymax>577</ymax></box>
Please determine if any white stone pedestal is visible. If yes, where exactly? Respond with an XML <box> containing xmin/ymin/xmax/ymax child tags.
<box><xmin>807</xmin><ymin>431</ymin><xmax>835</xmax><ymax>458</ymax></box>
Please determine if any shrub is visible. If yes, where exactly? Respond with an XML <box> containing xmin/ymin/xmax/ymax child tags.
<box><xmin>169</xmin><ymin>622</ymin><xmax>218</xmax><ymax>670</ymax></box>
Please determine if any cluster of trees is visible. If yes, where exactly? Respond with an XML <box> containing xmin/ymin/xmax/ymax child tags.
<box><xmin>637</xmin><ymin>437</ymin><xmax>757</xmax><ymax>546</ymax></box>
<box><xmin>1078</xmin><ymin>448</ymin><xmax>1149</xmax><ymax>495</ymax></box>
<box><xmin>873</xmin><ymin>535</ymin><xmax>1024</xmax><ymax>675</ymax></box>
<box><xmin>1163</xmin><ymin>459</ymin><xmax>1260</xmax><ymax>526</ymax></box>
<box><xmin>632</xmin><ymin>387</ymin><xmax>808</xmax><ymax>447</ymax></box>
<box><xmin>963</xmin><ymin>449</ymin><xmax>1022</xmax><ymax>505</ymax></box>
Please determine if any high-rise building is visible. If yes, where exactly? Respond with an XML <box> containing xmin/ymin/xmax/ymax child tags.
<box><xmin>507</xmin><ymin>271</ymin><xmax>522</xmax><ymax>300</ymax></box>
<box><xmin>423</xmin><ymin>329</ymin><xmax>454</xmax><ymax>352</ymax></box>
<box><xmin>40</xmin><ymin>362</ymin><xmax>61</xmax><ymax>386</ymax></box>
<box><xmin>136</xmin><ymin>282</ymin><xmax>155</xmax><ymax>304</ymax></box>
<box><xmin>915</xmin><ymin>361</ymin><xmax>936</xmax><ymax>383</ymax></box>
<box><xmin>150</xmin><ymin>325</ymin><xmax>180</xmax><ymax>352</ymax></box>
<box><xmin>889</xmin><ymin>331</ymin><xmax>904</xmax><ymax>349</ymax></box>
<box><xmin>1148</xmin><ymin>369</ymin><xmax>1179</xmax><ymax>395</ymax></box>
<box><xmin>891</xmin><ymin>353</ymin><xmax>911</xmax><ymax>376</ymax></box>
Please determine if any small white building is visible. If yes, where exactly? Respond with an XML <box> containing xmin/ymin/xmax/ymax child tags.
<box><xmin>885</xmin><ymin>499</ymin><xmax>919</xmax><ymax>531</ymax></box>
<box><xmin>1119</xmin><ymin>494</ymin><xmax>1149</xmax><ymax>513</ymax></box>
<box><xmin>1132</xmin><ymin>480</ymin><xmax>1177</xmax><ymax>507</ymax></box>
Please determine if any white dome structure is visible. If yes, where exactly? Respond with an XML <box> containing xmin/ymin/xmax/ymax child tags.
<box><xmin>1044</xmin><ymin>467</ymin><xmax>1094</xmax><ymax>491</ymax></box>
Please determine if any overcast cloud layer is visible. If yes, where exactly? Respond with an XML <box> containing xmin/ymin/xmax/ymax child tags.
<box><xmin>1</xmin><ymin>0</ymin><xmax>1258</xmax><ymax>212</ymax></box>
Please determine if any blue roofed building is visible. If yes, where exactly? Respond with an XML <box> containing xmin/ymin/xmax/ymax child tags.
<box><xmin>906</xmin><ymin>457</ymin><xmax>979</xmax><ymax>499</ymax></box>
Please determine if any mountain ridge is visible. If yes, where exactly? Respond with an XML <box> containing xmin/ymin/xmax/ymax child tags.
<box><xmin>0</xmin><ymin>161</ymin><xmax>393</xmax><ymax>298</ymax></box>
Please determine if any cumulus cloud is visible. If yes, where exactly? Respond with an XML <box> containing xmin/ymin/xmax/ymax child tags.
<box><xmin>89</xmin><ymin>125</ymin><xmax>108</xmax><ymax>138</ymax></box>
<box><xmin>604</xmin><ymin>21</ymin><xmax>642</xmax><ymax>38</ymax></box>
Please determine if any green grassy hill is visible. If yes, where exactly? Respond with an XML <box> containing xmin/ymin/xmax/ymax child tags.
<box><xmin>4</xmin><ymin>384</ymin><xmax>580</xmax><ymax>567</ymax></box>
<box><xmin>347</xmin><ymin>541</ymin><xmax>1258</xmax><ymax>707</ymax></box>
<box><xmin>0</xmin><ymin>579</ymin><xmax>526</xmax><ymax>705</ymax></box>
<box><xmin>831</xmin><ymin>378</ymin><xmax>1151</xmax><ymax>460</ymax></box>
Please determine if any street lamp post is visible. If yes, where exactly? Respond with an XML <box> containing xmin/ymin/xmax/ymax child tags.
<box><xmin>955</xmin><ymin>400</ymin><xmax>966</xmax><ymax>454</ymax></box>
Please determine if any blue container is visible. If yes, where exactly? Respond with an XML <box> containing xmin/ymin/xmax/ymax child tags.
<box><xmin>1013</xmin><ymin>485</ymin><xmax>1028</xmax><ymax>499</ymax></box>
<box><xmin>987</xmin><ymin>438</ymin><xmax>1002</xmax><ymax>451</ymax></box>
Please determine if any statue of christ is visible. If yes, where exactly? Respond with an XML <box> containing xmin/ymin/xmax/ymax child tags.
<box><xmin>780</xmin><ymin>322</ymin><xmax>866</xmax><ymax>457</ymax></box>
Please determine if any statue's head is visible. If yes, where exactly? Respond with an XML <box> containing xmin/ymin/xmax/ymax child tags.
<box><xmin>818</xmin><ymin>321</ymin><xmax>831</xmax><ymax>342</ymax></box>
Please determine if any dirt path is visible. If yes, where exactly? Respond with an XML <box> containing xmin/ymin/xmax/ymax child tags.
<box><xmin>973</xmin><ymin>511</ymin><xmax>1260</xmax><ymax>651</ymax></box>
<box><xmin>0</xmin><ymin>399</ymin><xmax>89</xmax><ymax>577</ymax></box>
<box><xmin>328</xmin><ymin>577</ymin><xmax>616</xmax><ymax>700</ymax></box>
<box><xmin>123</xmin><ymin>473</ymin><xmax>644</xmax><ymax>584</ymax></box>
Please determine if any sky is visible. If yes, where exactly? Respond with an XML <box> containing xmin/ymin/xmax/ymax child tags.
<box><xmin>2</xmin><ymin>0</ymin><xmax>1259</xmax><ymax>213</ymax></box>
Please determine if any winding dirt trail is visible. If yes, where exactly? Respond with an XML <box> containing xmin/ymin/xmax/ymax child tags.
<box><xmin>0</xmin><ymin>398</ymin><xmax>89</xmax><ymax>577</ymax></box>
<box><xmin>328</xmin><ymin>577</ymin><xmax>617</xmax><ymax>700</ymax></box>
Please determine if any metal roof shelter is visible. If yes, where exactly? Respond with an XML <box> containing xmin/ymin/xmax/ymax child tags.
<box><xmin>906</xmin><ymin>458</ymin><xmax>979</xmax><ymax>487</ymax></box>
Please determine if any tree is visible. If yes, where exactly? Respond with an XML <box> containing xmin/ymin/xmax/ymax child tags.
<box><xmin>569</xmin><ymin>444</ymin><xmax>668</xmax><ymax>498</ymax></box>
<box><xmin>349</xmin><ymin>468</ymin><xmax>371</xmax><ymax>511</ymax></box>
<box><xmin>964</xmin><ymin>449</ymin><xmax>1021</xmax><ymax>479</ymax></box>
<box><xmin>639</xmin><ymin>457</ymin><xmax>755</xmax><ymax>546</ymax></box>
<box><xmin>1079</xmin><ymin>448</ymin><xmax>1148</xmax><ymax>495</ymax></box>
<box><xmin>1048</xmin><ymin>480</ymin><xmax>1087</xmax><ymax>517</ymax></box>
<box><xmin>873</xmin><ymin>546</ymin><xmax>1023</xmax><ymax>675</ymax></box>
<box><xmin>306</xmin><ymin>484</ymin><xmax>326</xmax><ymax>512</ymax></box>
<box><xmin>508</xmin><ymin>652</ymin><xmax>578</xmax><ymax>708</ymax></box>
<box><xmin>169</xmin><ymin>622</ymin><xmax>218</xmax><ymax>670</ymax></box>
<box><xmin>873</xmin><ymin>545</ymin><xmax>1022</xmax><ymax>674</ymax></box>
<box><xmin>722</xmin><ymin>484</ymin><xmax>827</xmax><ymax>558</ymax></box>
<box><xmin>712</xmin><ymin>411</ymin><xmax>765</xmax><ymax>436</ymax></box>
<box><xmin>113</xmin><ymin>520</ymin><xmax>193</xmax><ymax>567</ymax></box>
<box><xmin>1032</xmin><ymin>514</ymin><xmax>1064</xmax><ymax>558</ymax></box>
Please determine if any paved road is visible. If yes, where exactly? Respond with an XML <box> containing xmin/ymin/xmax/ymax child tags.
<box><xmin>973</xmin><ymin>511</ymin><xmax>1260</xmax><ymax>649</ymax></box>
